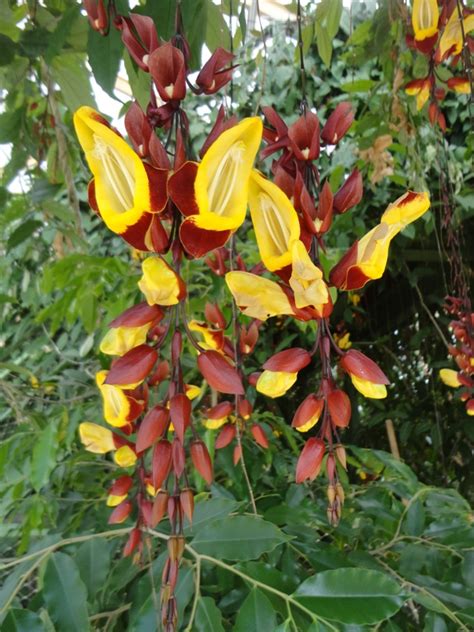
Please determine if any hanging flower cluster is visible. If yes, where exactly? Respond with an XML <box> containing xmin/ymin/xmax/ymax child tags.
<box><xmin>405</xmin><ymin>0</ymin><xmax>473</xmax><ymax>129</ymax></box>
<box><xmin>75</xmin><ymin>2</ymin><xmax>433</xmax><ymax>627</ymax></box>
<box><xmin>439</xmin><ymin>297</ymin><xmax>474</xmax><ymax>415</ymax></box>
<box><xmin>222</xmin><ymin>103</ymin><xmax>431</xmax><ymax>525</ymax></box>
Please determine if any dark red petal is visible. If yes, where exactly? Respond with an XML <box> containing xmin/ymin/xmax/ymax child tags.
<box><xmin>109</xmin><ymin>303</ymin><xmax>163</xmax><ymax>328</ymax></box>
<box><xmin>197</xmin><ymin>351</ymin><xmax>244</xmax><ymax>395</ymax></box>
<box><xmin>327</xmin><ymin>389</ymin><xmax>351</xmax><ymax>428</ymax></box>
<box><xmin>190</xmin><ymin>441</ymin><xmax>213</xmax><ymax>484</ymax></box>
<box><xmin>340</xmin><ymin>350</ymin><xmax>389</xmax><ymax>384</ymax></box>
<box><xmin>136</xmin><ymin>405</ymin><xmax>169</xmax><ymax>453</ymax></box>
<box><xmin>215</xmin><ymin>423</ymin><xmax>236</xmax><ymax>449</ymax></box>
<box><xmin>169</xmin><ymin>393</ymin><xmax>192</xmax><ymax>442</ymax></box>
<box><xmin>263</xmin><ymin>348</ymin><xmax>312</xmax><ymax>372</ymax></box>
<box><xmin>295</xmin><ymin>438</ymin><xmax>325</xmax><ymax>484</ymax></box>
<box><xmin>106</xmin><ymin>345</ymin><xmax>158</xmax><ymax>386</ymax></box>
<box><xmin>179</xmin><ymin>218</ymin><xmax>231</xmax><ymax>258</ymax></box>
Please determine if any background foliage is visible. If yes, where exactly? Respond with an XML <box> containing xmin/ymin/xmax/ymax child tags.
<box><xmin>1</xmin><ymin>0</ymin><xmax>473</xmax><ymax>630</ymax></box>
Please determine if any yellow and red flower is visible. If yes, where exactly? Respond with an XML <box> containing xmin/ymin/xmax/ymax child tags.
<box><xmin>79</xmin><ymin>422</ymin><xmax>137</xmax><ymax>467</ymax></box>
<box><xmin>73</xmin><ymin>106</ymin><xmax>168</xmax><ymax>250</ymax></box>
<box><xmin>412</xmin><ymin>0</ymin><xmax>439</xmax><ymax>41</ymax></box>
<box><xmin>405</xmin><ymin>78</ymin><xmax>432</xmax><ymax>110</ymax></box>
<box><xmin>330</xmin><ymin>191</ymin><xmax>430</xmax><ymax>291</ymax></box>
<box><xmin>96</xmin><ymin>370</ymin><xmax>144</xmax><ymax>427</ymax></box>
<box><xmin>438</xmin><ymin>7</ymin><xmax>474</xmax><ymax>59</ymax></box>
<box><xmin>249</xmin><ymin>169</ymin><xmax>300</xmax><ymax>272</ymax></box>
<box><xmin>138</xmin><ymin>256</ymin><xmax>186</xmax><ymax>306</ymax></box>
<box><xmin>168</xmin><ymin>117</ymin><xmax>263</xmax><ymax>257</ymax></box>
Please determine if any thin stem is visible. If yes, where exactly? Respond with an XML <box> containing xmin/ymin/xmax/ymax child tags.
<box><xmin>412</xmin><ymin>281</ymin><xmax>450</xmax><ymax>349</ymax></box>
<box><xmin>296</xmin><ymin>0</ymin><xmax>307</xmax><ymax>110</ymax></box>
<box><xmin>184</xmin><ymin>556</ymin><xmax>201</xmax><ymax>631</ymax></box>
<box><xmin>253</xmin><ymin>0</ymin><xmax>268</xmax><ymax>115</ymax></box>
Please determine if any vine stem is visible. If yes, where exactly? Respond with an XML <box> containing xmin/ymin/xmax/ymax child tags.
<box><xmin>184</xmin><ymin>554</ymin><xmax>201</xmax><ymax>631</ymax></box>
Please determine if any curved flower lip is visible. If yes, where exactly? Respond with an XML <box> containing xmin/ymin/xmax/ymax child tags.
<box><xmin>74</xmin><ymin>106</ymin><xmax>168</xmax><ymax>237</ymax></box>
<box><xmin>193</xmin><ymin>116</ymin><xmax>263</xmax><ymax>231</ymax></box>
<box><xmin>447</xmin><ymin>77</ymin><xmax>470</xmax><ymax>94</ymax></box>
<box><xmin>330</xmin><ymin>191</ymin><xmax>430</xmax><ymax>291</ymax></box>
<box><xmin>225</xmin><ymin>271</ymin><xmax>294</xmax><ymax>320</ymax></box>
<box><xmin>412</xmin><ymin>0</ymin><xmax>439</xmax><ymax>41</ymax></box>
<box><xmin>438</xmin><ymin>9</ymin><xmax>474</xmax><ymax>59</ymax></box>
<box><xmin>256</xmin><ymin>369</ymin><xmax>298</xmax><ymax>398</ymax></box>
<box><xmin>138</xmin><ymin>256</ymin><xmax>186</xmax><ymax>306</ymax></box>
<box><xmin>405</xmin><ymin>78</ymin><xmax>432</xmax><ymax>110</ymax></box>
<box><xmin>249</xmin><ymin>170</ymin><xmax>300</xmax><ymax>272</ymax></box>
<box><xmin>168</xmin><ymin>118</ymin><xmax>262</xmax><ymax>257</ymax></box>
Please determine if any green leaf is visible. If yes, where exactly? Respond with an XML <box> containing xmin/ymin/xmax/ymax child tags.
<box><xmin>43</xmin><ymin>552</ymin><xmax>90</xmax><ymax>632</ymax></box>
<box><xmin>7</xmin><ymin>220</ymin><xmax>42</xmax><ymax>251</ymax></box>
<box><xmin>326</xmin><ymin>0</ymin><xmax>343</xmax><ymax>39</ymax></box>
<box><xmin>0</xmin><ymin>108</ymin><xmax>23</xmax><ymax>143</ymax></box>
<box><xmin>124</xmin><ymin>52</ymin><xmax>151</xmax><ymax>112</ymax></box>
<box><xmin>191</xmin><ymin>515</ymin><xmax>288</xmax><ymax>560</ymax></box>
<box><xmin>45</xmin><ymin>6</ymin><xmax>80</xmax><ymax>62</ymax></box>
<box><xmin>293</xmin><ymin>568</ymin><xmax>405</xmax><ymax>624</ymax></box>
<box><xmin>233</xmin><ymin>588</ymin><xmax>277</xmax><ymax>632</ymax></box>
<box><xmin>314</xmin><ymin>21</ymin><xmax>332</xmax><ymax>68</ymax></box>
<box><xmin>206</xmin><ymin>0</ymin><xmax>230</xmax><ymax>51</ymax></box>
<box><xmin>182</xmin><ymin>0</ymin><xmax>207</xmax><ymax>70</ymax></box>
<box><xmin>31</xmin><ymin>422</ymin><xmax>58</xmax><ymax>492</ymax></box>
<box><xmin>75</xmin><ymin>539</ymin><xmax>111</xmax><ymax>601</ymax></box>
<box><xmin>185</xmin><ymin>497</ymin><xmax>240</xmax><ymax>535</ymax></box>
<box><xmin>404</xmin><ymin>498</ymin><xmax>425</xmax><ymax>536</ymax></box>
<box><xmin>341</xmin><ymin>79</ymin><xmax>377</xmax><ymax>93</ymax></box>
<box><xmin>51</xmin><ymin>53</ymin><xmax>96</xmax><ymax>113</ymax></box>
<box><xmin>142</xmin><ymin>0</ymin><xmax>176</xmax><ymax>40</ymax></box>
<box><xmin>88</xmin><ymin>23</ymin><xmax>123</xmax><ymax>97</ymax></box>
<box><xmin>194</xmin><ymin>596</ymin><xmax>225</xmax><ymax>632</ymax></box>
<box><xmin>2</xmin><ymin>609</ymin><xmax>46</xmax><ymax>632</ymax></box>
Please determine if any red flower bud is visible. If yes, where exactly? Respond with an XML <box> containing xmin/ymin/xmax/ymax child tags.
<box><xmin>108</xmin><ymin>500</ymin><xmax>132</xmax><ymax>524</ymax></box>
<box><xmin>251</xmin><ymin>423</ymin><xmax>269</xmax><ymax>448</ymax></box>
<box><xmin>333</xmin><ymin>169</ymin><xmax>363</xmax><ymax>214</ymax></box>
<box><xmin>108</xmin><ymin>475</ymin><xmax>133</xmax><ymax>497</ymax></box>
<box><xmin>180</xmin><ymin>488</ymin><xmax>194</xmax><ymax>524</ymax></box>
<box><xmin>190</xmin><ymin>441</ymin><xmax>213</xmax><ymax>484</ymax></box>
<box><xmin>215</xmin><ymin>423</ymin><xmax>236</xmax><ymax>449</ymax></box>
<box><xmin>152</xmin><ymin>440</ymin><xmax>172</xmax><ymax>489</ymax></box>
<box><xmin>292</xmin><ymin>394</ymin><xmax>324</xmax><ymax>430</ymax></box>
<box><xmin>123</xmin><ymin>527</ymin><xmax>141</xmax><ymax>557</ymax></box>
<box><xmin>151</xmin><ymin>490</ymin><xmax>168</xmax><ymax>526</ymax></box>
<box><xmin>288</xmin><ymin>111</ymin><xmax>320</xmax><ymax>161</ymax></box>
<box><xmin>205</xmin><ymin>302</ymin><xmax>226</xmax><ymax>329</ymax></box>
<box><xmin>321</xmin><ymin>102</ymin><xmax>354</xmax><ymax>144</ymax></box>
<box><xmin>327</xmin><ymin>389</ymin><xmax>351</xmax><ymax>428</ymax></box>
<box><xmin>121</xmin><ymin>14</ymin><xmax>159</xmax><ymax>71</ymax></box>
<box><xmin>169</xmin><ymin>393</ymin><xmax>191</xmax><ymax>443</ymax></box>
<box><xmin>263</xmin><ymin>348</ymin><xmax>312</xmax><ymax>372</ymax></box>
<box><xmin>136</xmin><ymin>405</ymin><xmax>169</xmax><ymax>453</ymax></box>
<box><xmin>340</xmin><ymin>350</ymin><xmax>389</xmax><ymax>384</ymax></box>
<box><xmin>149</xmin><ymin>43</ymin><xmax>186</xmax><ymax>102</ymax></box>
<box><xmin>296</xmin><ymin>438</ymin><xmax>325</xmax><ymax>483</ymax></box>
<box><xmin>196</xmin><ymin>48</ymin><xmax>235</xmax><ymax>94</ymax></box>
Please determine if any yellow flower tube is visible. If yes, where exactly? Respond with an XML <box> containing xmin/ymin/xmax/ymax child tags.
<box><xmin>249</xmin><ymin>170</ymin><xmax>300</xmax><ymax>271</ymax></box>
<box><xmin>225</xmin><ymin>271</ymin><xmax>294</xmax><ymax>320</ymax></box>
<box><xmin>412</xmin><ymin>0</ymin><xmax>439</xmax><ymax>41</ymax></box>
<box><xmin>256</xmin><ymin>370</ymin><xmax>298</xmax><ymax>398</ymax></box>
<box><xmin>439</xmin><ymin>9</ymin><xmax>474</xmax><ymax>58</ymax></box>
<box><xmin>138</xmin><ymin>256</ymin><xmax>186</xmax><ymax>306</ymax></box>
<box><xmin>192</xmin><ymin>117</ymin><xmax>263</xmax><ymax>232</ymax></box>
<box><xmin>289</xmin><ymin>240</ymin><xmax>329</xmax><ymax>310</ymax></box>
<box><xmin>100</xmin><ymin>324</ymin><xmax>151</xmax><ymax>356</ymax></box>
<box><xmin>74</xmin><ymin>107</ymin><xmax>166</xmax><ymax>236</ymax></box>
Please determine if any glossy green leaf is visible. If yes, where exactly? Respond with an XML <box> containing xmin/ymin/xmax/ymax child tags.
<box><xmin>43</xmin><ymin>552</ymin><xmax>90</xmax><ymax>632</ymax></box>
<box><xmin>314</xmin><ymin>21</ymin><xmax>332</xmax><ymax>67</ymax></box>
<box><xmin>233</xmin><ymin>588</ymin><xmax>277</xmax><ymax>632</ymax></box>
<box><xmin>341</xmin><ymin>79</ymin><xmax>377</xmax><ymax>93</ymax></box>
<box><xmin>50</xmin><ymin>53</ymin><xmax>96</xmax><ymax>113</ymax></box>
<box><xmin>75</xmin><ymin>539</ymin><xmax>111</xmax><ymax>601</ymax></box>
<box><xmin>31</xmin><ymin>422</ymin><xmax>58</xmax><ymax>492</ymax></box>
<box><xmin>7</xmin><ymin>220</ymin><xmax>42</xmax><ymax>251</ymax></box>
<box><xmin>185</xmin><ymin>497</ymin><xmax>240</xmax><ymax>535</ymax></box>
<box><xmin>191</xmin><ymin>515</ymin><xmax>288</xmax><ymax>560</ymax></box>
<box><xmin>194</xmin><ymin>596</ymin><xmax>225</xmax><ymax>632</ymax></box>
<box><xmin>2</xmin><ymin>608</ymin><xmax>45</xmax><ymax>632</ymax></box>
<box><xmin>293</xmin><ymin>568</ymin><xmax>405</xmax><ymax>624</ymax></box>
<box><xmin>88</xmin><ymin>24</ymin><xmax>123</xmax><ymax>97</ymax></box>
<box><xmin>326</xmin><ymin>0</ymin><xmax>343</xmax><ymax>38</ymax></box>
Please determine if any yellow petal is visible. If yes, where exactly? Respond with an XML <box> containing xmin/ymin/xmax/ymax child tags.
<box><xmin>381</xmin><ymin>191</ymin><xmax>430</xmax><ymax>226</ymax></box>
<box><xmin>416</xmin><ymin>86</ymin><xmax>430</xmax><ymax>110</ymax></box>
<box><xmin>412</xmin><ymin>0</ymin><xmax>439</xmax><ymax>41</ymax></box>
<box><xmin>439</xmin><ymin>10</ymin><xmax>474</xmax><ymax>57</ymax></box>
<box><xmin>146</xmin><ymin>483</ymin><xmax>157</xmax><ymax>496</ymax></box>
<box><xmin>79</xmin><ymin>422</ymin><xmax>115</xmax><ymax>453</ymax></box>
<box><xmin>100</xmin><ymin>324</ymin><xmax>151</xmax><ymax>356</ymax></box>
<box><xmin>439</xmin><ymin>368</ymin><xmax>461</xmax><ymax>388</ymax></box>
<box><xmin>114</xmin><ymin>445</ymin><xmax>137</xmax><ymax>467</ymax></box>
<box><xmin>194</xmin><ymin>117</ymin><xmax>263</xmax><ymax>231</ymax></box>
<box><xmin>203</xmin><ymin>416</ymin><xmax>228</xmax><ymax>430</ymax></box>
<box><xmin>138</xmin><ymin>256</ymin><xmax>183</xmax><ymax>306</ymax></box>
<box><xmin>107</xmin><ymin>493</ymin><xmax>128</xmax><ymax>507</ymax></box>
<box><xmin>249</xmin><ymin>170</ymin><xmax>300</xmax><ymax>271</ymax></box>
<box><xmin>350</xmin><ymin>375</ymin><xmax>387</xmax><ymax>399</ymax></box>
<box><xmin>295</xmin><ymin>411</ymin><xmax>321</xmax><ymax>433</ymax></box>
<box><xmin>189</xmin><ymin>320</ymin><xmax>222</xmax><ymax>351</ymax></box>
<box><xmin>289</xmin><ymin>240</ymin><xmax>329</xmax><ymax>310</ymax></box>
<box><xmin>256</xmin><ymin>370</ymin><xmax>298</xmax><ymax>398</ymax></box>
<box><xmin>185</xmin><ymin>384</ymin><xmax>202</xmax><ymax>400</ymax></box>
<box><xmin>73</xmin><ymin>106</ymin><xmax>151</xmax><ymax>234</ymax></box>
<box><xmin>225</xmin><ymin>271</ymin><xmax>294</xmax><ymax>320</ymax></box>
<box><xmin>96</xmin><ymin>370</ymin><xmax>131</xmax><ymax>427</ymax></box>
